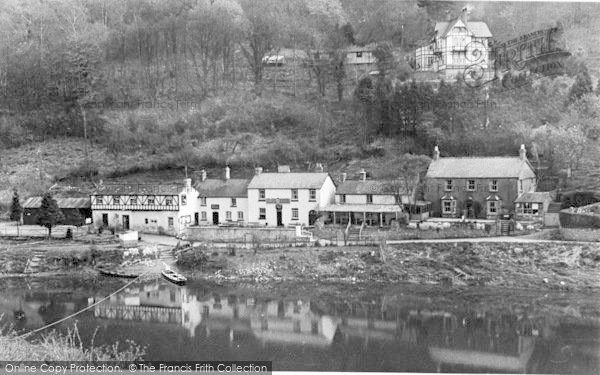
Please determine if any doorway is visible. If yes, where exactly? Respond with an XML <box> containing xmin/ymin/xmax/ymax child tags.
<box><xmin>194</xmin><ymin>212</ymin><xmax>199</xmax><ymax>226</ymax></box>
<box><xmin>276</xmin><ymin>206</ymin><xmax>283</xmax><ymax>227</ymax></box>
<box><xmin>102</xmin><ymin>213</ymin><xmax>108</xmax><ymax>227</ymax></box>
<box><xmin>212</xmin><ymin>212</ymin><xmax>219</xmax><ymax>225</ymax></box>
<box><xmin>122</xmin><ymin>215</ymin><xmax>130</xmax><ymax>230</ymax></box>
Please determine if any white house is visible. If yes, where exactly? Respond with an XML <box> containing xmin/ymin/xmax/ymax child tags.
<box><xmin>247</xmin><ymin>168</ymin><xmax>336</xmax><ymax>227</ymax></box>
<box><xmin>90</xmin><ymin>178</ymin><xmax>198</xmax><ymax>236</ymax></box>
<box><xmin>323</xmin><ymin>169</ymin><xmax>415</xmax><ymax>226</ymax></box>
<box><xmin>415</xmin><ymin>10</ymin><xmax>493</xmax><ymax>81</ymax></box>
<box><xmin>194</xmin><ymin>167</ymin><xmax>250</xmax><ymax>226</ymax></box>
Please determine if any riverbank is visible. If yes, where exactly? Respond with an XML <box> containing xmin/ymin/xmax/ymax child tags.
<box><xmin>183</xmin><ymin>241</ymin><xmax>600</xmax><ymax>290</ymax></box>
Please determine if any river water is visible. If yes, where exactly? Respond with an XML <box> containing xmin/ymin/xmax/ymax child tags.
<box><xmin>0</xmin><ymin>276</ymin><xmax>598</xmax><ymax>374</ymax></box>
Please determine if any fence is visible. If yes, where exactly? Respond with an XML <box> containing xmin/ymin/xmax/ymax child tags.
<box><xmin>0</xmin><ymin>223</ymin><xmax>90</xmax><ymax>239</ymax></box>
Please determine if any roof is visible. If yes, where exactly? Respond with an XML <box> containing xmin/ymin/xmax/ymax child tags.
<box><xmin>195</xmin><ymin>179</ymin><xmax>250</xmax><ymax>198</ymax></box>
<box><xmin>23</xmin><ymin>197</ymin><xmax>91</xmax><ymax>209</ymax></box>
<box><xmin>426</xmin><ymin>157</ymin><xmax>535</xmax><ymax>179</ymax></box>
<box><xmin>434</xmin><ymin>19</ymin><xmax>492</xmax><ymax>38</ymax></box>
<box><xmin>515</xmin><ymin>192</ymin><xmax>553</xmax><ymax>203</ymax></box>
<box><xmin>93</xmin><ymin>184</ymin><xmax>184</xmax><ymax>195</ymax></box>
<box><xmin>323</xmin><ymin>204</ymin><xmax>402</xmax><ymax>213</ymax></box>
<box><xmin>248</xmin><ymin>173</ymin><xmax>332</xmax><ymax>189</ymax></box>
<box><xmin>336</xmin><ymin>180</ymin><xmax>412</xmax><ymax>195</ymax></box>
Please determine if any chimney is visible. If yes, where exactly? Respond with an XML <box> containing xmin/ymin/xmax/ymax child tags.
<box><xmin>433</xmin><ymin>146</ymin><xmax>440</xmax><ymax>160</ymax></box>
<box><xmin>278</xmin><ymin>165</ymin><xmax>291</xmax><ymax>173</ymax></box>
<box><xmin>360</xmin><ymin>169</ymin><xmax>367</xmax><ymax>182</ymax></box>
<box><xmin>255</xmin><ymin>167</ymin><xmax>263</xmax><ymax>176</ymax></box>
<box><xmin>201</xmin><ymin>169</ymin><xmax>207</xmax><ymax>182</ymax></box>
<box><xmin>184</xmin><ymin>178</ymin><xmax>192</xmax><ymax>189</ymax></box>
<box><xmin>225</xmin><ymin>165</ymin><xmax>231</xmax><ymax>180</ymax></box>
<box><xmin>519</xmin><ymin>144</ymin><xmax>527</xmax><ymax>161</ymax></box>
<box><xmin>341</xmin><ymin>172</ymin><xmax>347</xmax><ymax>182</ymax></box>
<box><xmin>460</xmin><ymin>6</ymin><xmax>469</xmax><ymax>24</ymax></box>
<box><xmin>316</xmin><ymin>163</ymin><xmax>324</xmax><ymax>173</ymax></box>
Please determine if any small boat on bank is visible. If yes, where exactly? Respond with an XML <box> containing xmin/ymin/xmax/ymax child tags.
<box><xmin>97</xmin><ymin>266</ymin><xmax>139</xmax><ymax>279</ymax></box>
<box><xmin>161</xmin><ymin>269</ymin><xmax>187</xmax><ymax>285</ymax></box>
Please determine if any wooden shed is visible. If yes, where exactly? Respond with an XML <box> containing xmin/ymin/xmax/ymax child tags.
<box><xmin>22</xmin><ymin>197</ymin><xmax>92</xmax><ymax>226</ymax></box>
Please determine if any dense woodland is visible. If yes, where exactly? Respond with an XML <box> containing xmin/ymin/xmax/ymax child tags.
<box><xmin>0</xmin><ymin>0</ymin><xmax>599</xmax><ymax>197</ymax></box>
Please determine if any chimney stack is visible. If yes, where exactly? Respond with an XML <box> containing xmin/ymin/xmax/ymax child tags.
<box><xmin>519</xmin><ymin>144</ymin><xmax>527</xmax><ymax>161</ymax></box>
<box><xmin>201</xmin><ymin>169</ymin><xmax>207</xmax><ymax>182</ymax></box>
<box><xmin>225</xmin><ymin>165</ymin><xmax>231</xmax><ymax>180</ymax></box>
<box><xmin>460</xmin><ymin>6</ymin><xmax>469</xmax><ymax>24</ymax></box>
<box><xmin>255</xmin><ymin>167</ymin><xmax>263</xmax><ymax>176</ymax></box>
<box><xmin>184</xmin><ymin>178</ymin><xmax>192</xmax><ymax>189</ymax></box>
<box><xmin>341</xmin><ymin>172</ymin><xmax>347</xmax><ymax>182</ymax></box>
<box><xmin>316</xmin><ymin>163</ymin><xmax>324</xmax><ymax>173</ymax></box>
<box><xmin>360</xmin><ymin>169</ymin><xmax>367</xmax><ymax>182</ymax></box>
<box><xmin>433</xmin><ymin>146</ymin><xmax>440</xmax><ymax>160</ymax></box>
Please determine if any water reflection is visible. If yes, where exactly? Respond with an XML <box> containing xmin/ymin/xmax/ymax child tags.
<box><xmin>0</xmin><ymin>278</ymin><xmax>598</xmax><ymax>373</ymax></box>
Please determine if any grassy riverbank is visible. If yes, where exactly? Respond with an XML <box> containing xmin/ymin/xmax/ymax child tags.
<box><xmin>0</xmin><ymin>325</ymin><xmax>145</xmax><ymax>361</ymax></box>
<box><xmin>181</xmin><ymin>241</ymin><xmax>600</xmax><ymax>290</ymax></box>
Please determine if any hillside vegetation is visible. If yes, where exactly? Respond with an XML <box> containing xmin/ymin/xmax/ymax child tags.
<box><xmin>1</xmin><ymin>0</ymin><xmax>600</xmax><ymax>208</ymax></box>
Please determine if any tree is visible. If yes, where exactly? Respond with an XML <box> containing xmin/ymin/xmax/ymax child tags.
<box><xmin>10</xmin><ymin>189</ymin><xmax>23</xmax><ymax>235</ymax></box>
<box><xmin>568</xmin><ymin>70</ymin><xmax>593</xmax><ymax>102</ymax></box>
<box><xmin>37</xmin><ymin>193</ymin><xmax>64</xmax><ymax>239</ymax></box>
<box><xmin>392</xmin><ymin>154</ymin><xmax>432</xmax><ymax>212</ymax></box>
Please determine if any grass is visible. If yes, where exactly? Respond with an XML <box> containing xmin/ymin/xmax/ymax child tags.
<box><xmin>0</xmin><ymin>322</ymin><xmax>145</xmax><ymax>361</ymax></box>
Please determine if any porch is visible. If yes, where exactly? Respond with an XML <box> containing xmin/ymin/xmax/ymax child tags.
<box><xmin>322</xmin><ymin>204</ymin><xmax>404</xmax><ymax>226</ymax></box>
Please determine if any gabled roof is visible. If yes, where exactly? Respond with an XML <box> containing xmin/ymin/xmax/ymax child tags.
<box><xmin>336</xmin><ymin>180</ymin><xmax>412</xmax><ymax>195</ymax></box>
<box><xmin>426</xmin><ymin>157</ymin><xmax>535</xmax><ymax>179</ymax></box>
<box><xmin>93</xmin><ymin>184</ymin><xmax>184</xmax><ymax>195</ymax></box>
<box><xmin>515</xmin><ymin>192</ymin><xmax>553</xmax><ymax>203</ymax></box>
<box><xmin>195</xmin><ymin>179</ymin><xmax>250</xmax><ymax>198</ymax></box>
<box><xmin>434</xmin><ymin>19</ymin><xmax>492</xmax><ymax>38</ymax></box>
<box><xmin>248</xmin><ymin>173</ymin><xmax>331</xmax><ymax>189</ymax></box>
<box><xmin>23</xmin><ymin>197</ymin><xmax>91</xmax><ymax>209</ymax></box>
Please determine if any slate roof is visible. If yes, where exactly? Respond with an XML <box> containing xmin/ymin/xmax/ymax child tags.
<box><xmin>323</xmin><ymin>204</ymin><xmax>402</xmax><ymax>213</ymax></box>
<box><xmin>336</xmin><ymin>180</ymin><xmax>412</xmax><ymax>195</ymax></box>
<box><xmin>426</xmin><ymin>157</ymin><xmax>535</xmax><ymax>179</ymax></box>
<box><xmin>434</xmin><ymin>20</ymin><xmax>492</xmax><ymax>38</ymax></box>
<box><xmin>515</xmin><ymin>192</ymin><xmax>553</xmax><ymax>203</ymax></box>
<box><xmin>93</xmin><ymin>184</ymin><xmax>184</xmax><ymax>195</ymax></box>
<box><xmin>23</xmin><ymin>197</ymin><xmax>91</xmax><ymax>209</ymax></box>
<box><xmin>195</xmin><ymin>179</ymin><xmax>250</xmax><ymax>198</ymax></box>
<box><xmin>248</xmin><ymin>173</ymin><xmax>332</xmax><ymax>189</ymax></box>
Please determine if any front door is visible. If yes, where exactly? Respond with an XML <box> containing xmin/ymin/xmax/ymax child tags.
<box><xmin>102</xmin><ymin>213</ymin><xmax>108</xmax><ymax>227</ymax></box>
<box><xmin>276</xmin><ymin>208</ymin><xmax>283</xmax><ymax>227</ymax></box>
<box><xmin>194</xmin><ymin>212</ymin><xmax>199</xmax><ymax>226</ymax></box>
<box><xmin>212</xmin><ymin>212</ymin><xmax>219</xmax><ymax>225</ymax></box>
<box><xmin>122</xmin><ymin>215</ymin><xmax>130</xmax><ymax>230</ymax></box>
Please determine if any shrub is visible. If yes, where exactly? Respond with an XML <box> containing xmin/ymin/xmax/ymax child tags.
<box><xmin>176</xmin><ymin>246</ymin><xmax>209</xmax><ymax>269</ymax></box>
<box><xmin>65</xmin><ymin>228</ymin><xmax>73</xmax><ymax>239</ymax></box>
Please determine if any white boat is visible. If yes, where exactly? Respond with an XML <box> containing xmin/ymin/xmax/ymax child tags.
<box><xmin>161</xmin><ymin>269</ymin><xmax>187</xmax><ymax>285</ymax></box>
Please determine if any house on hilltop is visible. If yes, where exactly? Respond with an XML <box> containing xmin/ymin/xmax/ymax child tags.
<box><xmin>424</xmin><ymin>145</ymin><xmax>537</xmax><ymax>219</ymax></box>
<box><xmin>194</xmin><ymin>166</ymin><xmax>250</xmax><ymax>226</ymax></box>
<box><xmin>415</xmin><ymin>9</ymin><xmax>493</xmax><ymax>82</ymax></box>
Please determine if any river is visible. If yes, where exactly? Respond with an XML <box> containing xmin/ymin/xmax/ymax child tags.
<box><xmin>0</xmin><ymin>276</ymin><xmax>598</xmax><ymax>374</ymax></box>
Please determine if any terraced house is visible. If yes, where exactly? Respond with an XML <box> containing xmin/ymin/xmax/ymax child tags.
<box><xmin>90</xmin><ymin>178</ymin><xmax>198</xmax><ymax>236</ymax></box>
<box><xmin>247</xmin><ymin>167</ymin><xmax>336</xmax><ymax>227</ymax></box>
<box><xmin>424</xmin><ymin>145</ymin><xmax>537</xmax><ymax>219</ymax></box>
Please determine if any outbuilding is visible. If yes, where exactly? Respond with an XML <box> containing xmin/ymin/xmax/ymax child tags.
<box><xmin>22</xmin><ymin>197</ymin><xmax>92</xmax><ymax>226</ymax></box>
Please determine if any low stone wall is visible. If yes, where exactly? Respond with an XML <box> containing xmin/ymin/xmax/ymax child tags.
<box><xmin>559</xmin><ymin>227</ymin><xmax>600</xmax><ymax>242</ymax></box>
<box><xmin>186</xmin><ymin>225</ymin><xmax>301</xmax><ymax>244</ymax></box>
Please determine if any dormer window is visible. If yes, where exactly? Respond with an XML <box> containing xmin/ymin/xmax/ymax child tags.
<box><xmin>95</xmin><ymin>196</ymin><xmax>103</xmax><ymax>205</ymax></box>
<box><xmin>129</xmin><ymin>195</ymin><xmax>137</xmax><ymax>205</ymax></box>
<box><xmin>112</xmin><ymin>195</ymin><xmax>120</xmax><ymax>205</ymax></box>
<box><xmin>165</xmin><ymin>197</ymin><xmax>173</xmax><ymax>206</ymax></box>
<box><xmin>147</xmin><ymin>195</ymin><xmax>155</xmax><ymax>205</ymax></box>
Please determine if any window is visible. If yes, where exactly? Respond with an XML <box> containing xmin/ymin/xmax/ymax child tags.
<box><xmin>165</xmin><ymin>197</ymin><xmax>173</xmax><ymax>206</ymax></box>
<box><xmin>147</xmin><ymin>195</ymin><xmax>155</xmax><ymax>205</ymax></box>
<box><xmin>231</xmin><ymin>198</ymin><xmax>237</xmax><ymax>207</ymax></box>
<box><xmin>292</xmin><ymin>208</ymin><xmax>299</xmax><ymax>220</ymax></box>
<box><xmin>488</xmin><ymin>201</ymin><xmax>499</xmax><ymax>214</ymax></box>
<box><xmin>95</xmin><ymin>196</ymin><xmax>103</xmax><ymax>205</ymax></box>
<box><xmin>309</xmin><ymin>189</ymin><xmax>316</xmax><ymax>201</ymax></box>
<box><xmin>129</xmin><ymin>195</ymin><xmax>137</xmax><ymax>205</ymax></box>
<box><xmin>112</xmin><ymin>195</ymin><xmax>120</xmax><ymax>205</ymax></box>
<box><xmin>200</xmin><ymin>197</ymin><xmax>207</xmax><ymax>206</ymax></box>
<box><xmin>181</xmin><ymin>195</ymin><xmax>187</xmax><ymax>206</ymax></box>
<box><xmin>145</xmin><ymin>218</ymin><xmax>148</xmax><ymax>224</ymax></box>
<box><xmin>518</xmin><ymin>180</ymin><xmax>524</xmax><ymax>194</ymax></box>
<box><xmin>340</xmin><ymin>194</ymin><xmax>346</xmax><ymax>204</ymax></box>
<box><xmin>259</xmin><ymin>189</ymin><xmax>266</xmax><ymax>201</ymax></box>
<box><xmin>238</xmin><ymin>211</ymin><xmax>244</xmax><ymax>221</ymax></box>
<box><xmin>445</xmin><ymin>180</ymin><xmax>453</xmax><ymax>191</ymax></box>
<box><xmin>201</xmin><ymin>212</ymin><xmax>207</xmax><ymax>221</ymax></box>
<box><xmin>356</xmin><ymin>51</ymin><xmax>363</xmax><ymax>58</ymax></box>
<box><xmin>442</xmin><ymin>200</ymin><xmax>456</xmax><ymax>214</ymax></box>
<box><xmin>521</xmin><ymin>202</ymin><xmax>539</xmax><ymax>215</ymax></box>
<box><xmin>467</xmin><ymin>180</ymin><xmax>476</xmax><ymax>191</ymax></box>
<box><xmin>291</xmin><ymin>189</ymin><xmax>298</xmax><ymax>201</ymax></box>
<box><xmin>168</xmin><ymin>217</ymin><xmax>174</xmax><ymax>227</ymax></box>
<box><xmin>226</xmin><ymin>211</ymin><xmax>232</xmax><ymax>221</ymax></box>
<box><xmin>490</xmin><ymin>180</ymin><xmax>498</xmax><ymax>192</ymax></box>
<box><xmin>259</xmin><ymin>208</ymin><xmax>266</xmax><ymax>220</ymax></box>
<box><xmin>366</xmin><ymin>194</ymin><xmax>373</xmax><ymax>204</ymax></box>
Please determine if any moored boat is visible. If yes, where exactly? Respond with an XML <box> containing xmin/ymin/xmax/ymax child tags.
<box><xmin>161</xmin><ymin>269</ymin><xmax>187</xmax><ymax>285</ymax></box>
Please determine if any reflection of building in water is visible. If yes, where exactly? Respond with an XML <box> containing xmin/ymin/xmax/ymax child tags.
<box><xmin>93</xmin><ymin>282</ymin><xmax>182</xmax><ymax>325</ymax></box>
<box><xmin>181</xmin><ymin>289</ymin><xmax>338</xmax><ymax>346</ymax></box>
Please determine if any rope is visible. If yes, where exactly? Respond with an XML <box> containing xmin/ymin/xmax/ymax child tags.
<box><xmin>12</xmin><ymin>271</ymin><xmax>149</xmax><ymax>340</ymax></box>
